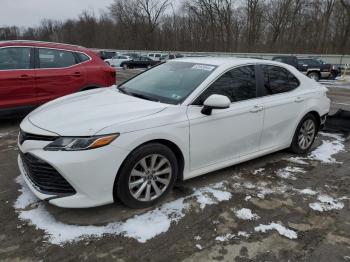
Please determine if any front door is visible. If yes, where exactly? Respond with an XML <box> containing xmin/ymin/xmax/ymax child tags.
<box><xmin>187</xmin><ymin>65</ymin><xmax>264</xmax><ymax>171</ymax></box>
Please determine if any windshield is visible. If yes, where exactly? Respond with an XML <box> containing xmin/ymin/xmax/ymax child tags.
<box><xmin>118</xmin><ymin>62</ymin><xmax>217</xmax><ymax>104</ymax></box>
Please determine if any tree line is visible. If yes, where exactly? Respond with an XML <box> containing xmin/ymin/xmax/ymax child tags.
<box><xmin>1</xmin><ymin>0</ymin><xmax>350</xmax><ymax>54</ymax></box>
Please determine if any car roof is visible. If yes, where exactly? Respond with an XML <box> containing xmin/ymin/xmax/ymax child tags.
<box><xmin>0</xmin><ymin>40</ymin><xmax>89</xmax><ymax>52</ymax></box>
<box><xmin>171</xmin><ymin>56</ymin><xmax>274</xmax><ymax>66</ymax></box>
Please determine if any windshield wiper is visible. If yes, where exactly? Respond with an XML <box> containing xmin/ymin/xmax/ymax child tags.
<box><xmin>128</xmin><ymin>92</ymin><xmax>159</xmax><ymax>102</ymax></box>
<box><xmin>117</xmin><ymin>86</ymin><xmax>159</xmax><ymax>102</ymax></box>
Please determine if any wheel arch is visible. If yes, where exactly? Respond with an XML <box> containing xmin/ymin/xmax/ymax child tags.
<box><xmin>112</xmin><ymin>138</ymin><xmax>185</xmax><ymax>202</ymax></box>
<box><xmin>308</xmin><ymin>110</ymin><xmax>321</xmax><ymax>131</ymax></box>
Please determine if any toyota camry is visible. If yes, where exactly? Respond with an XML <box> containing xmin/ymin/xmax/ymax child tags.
<box><xmin>18</xmin><ymin>57</ymin><xmax>330</xmax><ymax>208</ymax></box>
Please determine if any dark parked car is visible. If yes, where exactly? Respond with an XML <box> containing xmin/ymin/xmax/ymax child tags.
<box><xmin>0</xmin><ymin>41</ymin><xmax>116</xmax><ymax>117</ymax></box>
<box><xmin>311</xmin><ymin>57</ymin><xmax>340</xmax><ymax>79</ymax></box>
<box><xmin>120</xmin><ymin>56</ymin><xmax>160</xmax><ymax>69</ymax></box>
<box><xmin>272</xmin><ymin>56</ymin><xmax>332</xmax><ymax>81</ymax></box>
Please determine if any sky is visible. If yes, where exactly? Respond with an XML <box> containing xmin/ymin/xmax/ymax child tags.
<box><xmin>0</xmin><ymin>0</ymin><xmax>115</xmax><ymax>27</ymax></box>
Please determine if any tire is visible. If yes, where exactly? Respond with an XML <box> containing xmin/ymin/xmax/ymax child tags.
<box><xmin>289</xmin><ymin>113</ymin><xmax>318</xmax><ymax>154</ymax></box>
<box><xmin>147</xmin><ymin>65</ymin><xmax>152</xmax><ymax>69</ymax></box>
<box><xmin>122</xmin><ymin>64</ymin><xmax>128</xmax><ymax>70</ymax></box>
<box><xmin>307</xmin><ymin>72</ymin><xmax>320</xmax><ymax>82</ymax></box>
<box><xmin>115</xmin><ymin>143</ymin><xmax>178</xmax><ymax>209</ymax></box>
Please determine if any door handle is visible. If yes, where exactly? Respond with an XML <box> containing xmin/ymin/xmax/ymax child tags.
<box><xmin>250</xmin><ymin>105</ymin><xmax>264</xmax><ymax>113</ymax></box>
<box><xmin>295</xmin><ymin>97</ymin><xmax>304</xmax><ymax>103</ymax></box>
<box><xmin>72</xmin><ymin>72</ymin><xmax>81</xmax><ymax>77</ymax></box>
<box><xmin>19</xmin><ymin>74</ymin><xmax>30</xmax><ymax>80</ymax></box>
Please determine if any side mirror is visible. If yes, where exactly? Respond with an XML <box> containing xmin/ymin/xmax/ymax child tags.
<box><xmin>201</xmin><ymin>94</ymin><xmax>231</xmax><ymax>115</ymax></box>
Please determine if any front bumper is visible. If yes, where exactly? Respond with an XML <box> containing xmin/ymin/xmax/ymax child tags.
<box><xmin>18</xmin><ymin>138</ymin><xmax>130</xmax><ymax>208</ymax></box>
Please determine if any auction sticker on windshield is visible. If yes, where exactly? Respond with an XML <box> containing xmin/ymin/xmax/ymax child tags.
<box><xmin>192</xmin><ymin>64</ymin><xmax>216</xmax><ymax>71</ymax></box>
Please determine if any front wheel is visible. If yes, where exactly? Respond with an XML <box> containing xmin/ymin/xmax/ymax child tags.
<box><xmin>115</xmin><ymin>143</ymin><xmax>178</xmax><ymax>209</ymax></box>
<box><xmin>289</xmin><ymin>113</ymin><xmax>318</xmax><ymax>154</ymax></box>
<box><xmin>307</xmin><ymin>72</ymin><xmax>320</xmax><ymax>82</ymax></box>
<box><xmin>122</xmin><ymin>64</ymin><xmax>128</xmax><ymax>70</ymax></box>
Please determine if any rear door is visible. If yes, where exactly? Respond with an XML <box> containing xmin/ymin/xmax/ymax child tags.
<box><xmin>0</xmin><ymin>46</ymin><xmax>36</xmax><ymax>109</ymax></box>
<box><xmin>258</xmin><ymin>64</ymin><xmax>304</xmax><ymax>150</ymax></box>
<box><xmin>34</xmin><ymin>48</ymin><xmax>86</xmax><ymax>103</ymax></box>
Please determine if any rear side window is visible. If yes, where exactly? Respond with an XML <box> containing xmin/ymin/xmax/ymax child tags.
<box><xmin>262</xmin><ymin>65</ymin><xmax>299</xmax><ymax>94</ymax></box>
<box><xmin>194</xmin><ymin>65</ymin><xmax>257</xmax><ymax>105</ymax></box>
<box><xmin>38</xmin><ymin>48</ymin><xmax>77</xmax><ymax>68</ymax></box>
<box><xmin>76</xmin><ymin>52</ymin><xmax>90</xmax><ymax>62</ymax></box>
<box><xmin>0</xmin><ymin>47</ymin><xmax>31</xmax><ymax>70</ymax></box>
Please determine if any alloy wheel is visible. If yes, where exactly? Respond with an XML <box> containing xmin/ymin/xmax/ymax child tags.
<box><xmin>128</xmin><ymin>154</ymin><xmax>172</xmax><ymax>202</ymax></box>
<box><xmin>298</xmin><ymin>119</ymin><xmax>316</xmax><ymax>150</ymax></box>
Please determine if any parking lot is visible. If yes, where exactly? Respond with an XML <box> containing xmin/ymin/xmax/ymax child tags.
<box><xmin>1</xmin><ymin>69</ymin><xmax>350</xmax><ymax>261</ymax></box>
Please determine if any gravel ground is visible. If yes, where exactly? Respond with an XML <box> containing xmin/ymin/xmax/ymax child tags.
<box><xmin>0</xmin><ymin>70</ymin><xmax>349</xmax><ymax>262</ymax></box>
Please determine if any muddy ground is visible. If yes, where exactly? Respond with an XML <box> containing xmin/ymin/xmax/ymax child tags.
<box><xmin>0</xmin><ymin>70</ymin><xmax>349</xmax><ymax>262</ymax></box>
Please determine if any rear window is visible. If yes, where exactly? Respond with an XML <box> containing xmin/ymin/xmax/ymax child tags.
<box><xmin>76</xmin><ymin>52</ymin><xmax>90</xmax><ymax>62</ymax></box>
<box><xmin>262</xmin><ymin>65</ymin><xmax>300</xmax><ymax>94</ymax></box>
<box><xmin>38</xmin><ymin>48</ymin><xmax>77</xmax><ymax>68</ymax></box>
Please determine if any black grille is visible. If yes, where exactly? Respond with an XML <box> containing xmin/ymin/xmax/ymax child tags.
<box><xmin>20</xmin><ymin>152</ymin><xmax>76</xmax><ymax>195</ymax></box>
<box><xmin>19</xmin><ymin>130</ymin><xmax>57</xmax><ymax>145</ymax></box>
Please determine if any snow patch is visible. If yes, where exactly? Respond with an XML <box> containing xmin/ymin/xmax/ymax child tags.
<box><xmin>252</xmin><ymin>168</ymin><xmax>265</xmax><ymax>175</ymax></box>
<box><xmin>309</xmin><ymin>195</ymin><xmax>344</xmax><ymax>212</ymax></box>
<box><xmin>309</xmin><ymin>133</ymin><xmax>345</xmax><ymax>163</ymax></box>
<box><xmin>194</xmin><ymin>235</ymin><xmax>201</xmax><ymax>241</ymax></box>
<box><xmin>195</xmin><ymin>244</ymin><xmax>203</xmax><ymax>250</ymax></box>
<box><xmin>276</xmin><ymin>166</ymin><xmax>306</xmax><ymax>180</ymax></box>
<box><xmin>244</xmin><ymin>195</ymin><xmax>252</xmax><ymax>201</ymax></box>
<box><xmin>298</xmin><ymin>188</ymin><xmax>318</xmax><ymax>196</ymax></box>
<box><xmin>215</xmin><ymin>231</ymin><xmax>250</xmax><ymax>242</ymax></box>
<box><xmin>14</xmin><ymin>177</ymin><xmax>231</xmax><ymax>245</ymax></box>
<box><xmin>237</xmin><ymin>231</ymin><xmax>250</xmax><ymax>237</ymax></box>
<box><xmin>193</xmin><ymin>185</ymin><xmax>232</xmax><ymax>209</ymax></box>
<box><xmin>255</xmin><ymin>222</ymin><xmax>297</xmax><ymax>239</ymax></box>
<box><xmin>287</xmin><ymin>157</ymin><xmax>308</xmax><ymax>165</ymax></box>
<box><xmin>234</xmin><ymin>208</ymin><xmax>260</xmax><ymax>221</ymax></box>
<box><xmin>14</xmin><ymin>176</ymin><xmax>39</xmax><ymax>209</ymax></box>
<box><xmin>215</xmin><ymin>233</ymin><xmax>235</xmax><ymax>242</ymax></box>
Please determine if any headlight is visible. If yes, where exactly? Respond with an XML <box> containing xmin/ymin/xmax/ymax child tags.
<box><xmin>44</xmin><ymin>134</ymin><xmax>119</xmax><ymax>151</ymax></box>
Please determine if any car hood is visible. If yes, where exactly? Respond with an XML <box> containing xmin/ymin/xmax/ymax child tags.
<box><xmin>28</xmin><ymin>88</ymin><xmax>168</xmax><ymax>136</ymax></box>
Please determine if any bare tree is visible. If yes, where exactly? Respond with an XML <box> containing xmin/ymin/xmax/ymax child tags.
<box><xmin>1</xmin><ymin>0</ymin><xmax>350</xmax><ymax>54</ymax></box>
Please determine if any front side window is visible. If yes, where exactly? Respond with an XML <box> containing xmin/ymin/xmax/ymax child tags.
<box><xmin>0</xmin><ymin>47</ymin><xmax>31</xmax><ymax>70</ymax></box>
<box><xmin>194</xmin><ymin>65</ymin><xmax>257</xmax><ymax>105</ymax></box>
<box><xmin>118</xmin><ymin>62</ymin><xmax>217</xmax><ymax>104</ymax></box>
<box><xmin>38</xmin><ymin>48</ymin><xmax>77</xmax><ymax>68</ymax></box>
<box><xmin>262</xmin><ymin>65</ymin><xmax>299</xmax><ymax>94</ymax></box>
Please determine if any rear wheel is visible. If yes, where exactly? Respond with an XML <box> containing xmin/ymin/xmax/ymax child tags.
<box><xmin>290</xmin><ymin>113</ymin><xmax>318</xmax><ymax>154</ymax></box>
<box><xmin>115</xmin><ymin>143</ymin><xmax>178</xmax><ymax>209</ymax></box>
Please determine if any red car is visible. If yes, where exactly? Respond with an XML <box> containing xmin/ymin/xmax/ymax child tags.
<box><xmin>0</xmin><ymin>40</ymin><xmax>116</xmax><ymax>116</ymax></box>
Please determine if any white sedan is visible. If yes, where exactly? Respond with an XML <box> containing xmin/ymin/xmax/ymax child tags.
<box><xmin>105</xmin><ymin>55</ymin><xmax>131</xmax><ymax>67</ymax></box>
<box><xmin>18</xmin><ymin>57</ymin><xmax>330</xmax><ymax>208</ymax></box>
